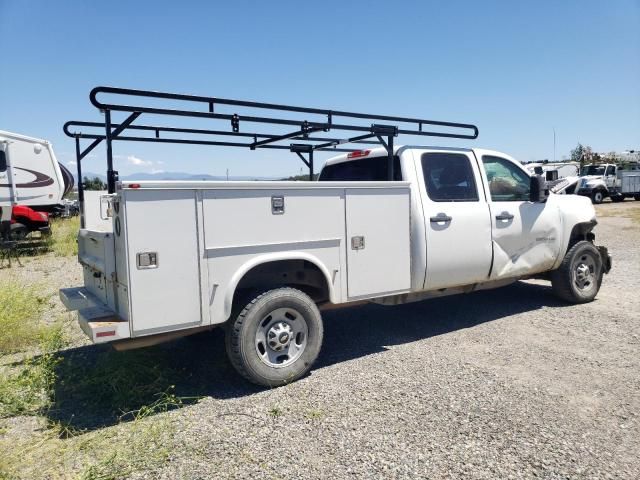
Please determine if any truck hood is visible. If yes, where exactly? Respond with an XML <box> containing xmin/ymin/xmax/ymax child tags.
<box><xmin>548</xmin><ymin>191</ymin><xmax>596</xmax><ymax>223</ymax></box>
<box><xmin>550</xmin><ymin>176</ymin><xmax>579</xmax><ymax>193</ymax></box>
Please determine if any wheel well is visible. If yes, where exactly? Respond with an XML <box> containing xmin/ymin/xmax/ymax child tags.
<box><xmin>233</xmin><ymin>260</ymin><xmax>330</xmax><ymax>307</ymax></box>
<box><xmin>568</xmin><ymin>221</ymin><xmax>596</xmax><ymax>250</ymax></box>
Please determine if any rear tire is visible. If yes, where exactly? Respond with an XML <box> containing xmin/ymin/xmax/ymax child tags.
<box><xmin>225</xmin><ymin>287</ymin><xmax>323</xmax><ymax>387</ymax></box>
<box><xmin>634</xmin><ymin>194</ymin><xmax>640</xmax><ymax>201</ymax></box>
<box><xmin>590</xmin><ymin>190</ymin><xmax>605</xmax><ymax>204</ymax></box>
<box><xmin>550</xmin><ymin>241</ymin><xmax>603</xmax><ymax>303</ymax></box>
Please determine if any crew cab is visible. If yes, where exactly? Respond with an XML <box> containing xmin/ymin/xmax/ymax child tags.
<box><xmin>61</xmin><ymin>146</ymin><xmax>611</xmax><ymax>386</ymax></box>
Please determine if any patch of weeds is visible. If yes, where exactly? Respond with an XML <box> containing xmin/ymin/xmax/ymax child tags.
<box><xmin>268</xmin><ymin>405</ymin><xmax>283</xmax><ymax>418</ymax></box>
<box><xmin>0</xmin><ymin>323</ymin><xmax>65</xmax><ymax>418</ymax></box>
<box><xmin>304</xmin><ymin>408</ymin><xmax>324</xmax><ymax>420</ymax></box>
<box><xmin>0</xmin><ymin>279</ymin><xmax>49</xmax><ymax>354</ymax></box>
<box><xmin>0</xmin><ymin>413</ymin><xmax>174</xmax><ymax>480</ymax></box>
<box><xmin>50</xmin><ymin>347</ymin><xmax>203</xmax><ymax>430</ymax></box>
<box><xmin>48</xmin><ymin>216</ymin><xmax>80</xmax><ymax>257</ymax></box>
<box><xmin>120</xmin><ymin>386</ymin><xmax>189</xmax><ymax>421</ymax></box>
<box><xmin>596</xmin><ymin>203</ymin><xmax>640</xmax><ymax>226</ymax></box>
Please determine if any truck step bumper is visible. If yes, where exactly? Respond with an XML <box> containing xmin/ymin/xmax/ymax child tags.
<box><xmin>60</xmin><ymin>287</ymin><xmax>96</xmax><ymax>311</ymax></box>
<box><xmin>60</xmin><ymin>287</ymin><xmax>130</xmax><ymax>343</ymax></box>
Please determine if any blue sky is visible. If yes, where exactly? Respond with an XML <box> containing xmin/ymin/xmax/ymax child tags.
<box><xmin>1</xmin><ymin>0</ymin><xmax>638</xmax><ymax>177</ymax></box>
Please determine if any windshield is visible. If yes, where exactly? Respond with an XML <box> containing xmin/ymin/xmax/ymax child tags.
<box><xmin>580</xmin><ymin>165</ymin><xmax>605</xmax><ymax>176</ymax></box>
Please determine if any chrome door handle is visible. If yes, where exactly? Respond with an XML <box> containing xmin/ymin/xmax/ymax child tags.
<box><xmin>496</xmin><ymin>213</ymin><xmax>514</xmax><ymax>221</ymax></box>
<box><xmin>430</xmin><ymin>214</ymin><xmax>452</xmax><ymax>223</ymax></box>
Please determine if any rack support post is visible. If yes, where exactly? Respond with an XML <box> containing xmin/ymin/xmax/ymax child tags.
<box><xmin>104</xmin><ymin>109</ymin><xmax>116</xmax><ymax>194</ymax></box>
<box><xmin>387</xmin><ymin>134</ymin><xmax>394</xmax><ymax>180</ymax></box>
<box><xmin>75</xmin><ymin>135</ymin><xmax>85</xmax><ymax>228</ymax></box>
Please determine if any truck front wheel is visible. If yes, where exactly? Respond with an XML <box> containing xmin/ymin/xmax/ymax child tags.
<box><xmin>550</xmin><ymin>241</ymin><xmax>603</xmax><ymax>304</ymax></box>
<box><xmin>590</xmin><ymin>190</ymin><xmax>605</xmax><ymax>204</ymax></box>
<box><xmin>225</xmin><ymin>287</ymin><xmax>323</xmax><ymax>387</ymax></box>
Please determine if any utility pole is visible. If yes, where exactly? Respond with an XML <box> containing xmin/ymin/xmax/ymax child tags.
<box><xmin>553</xmin><ymin>128</ymin><xmax>556</xmax><ymax>163</ymax></box>
<box><xmin>226</xmin><ymin>168</ymin><xmax>229</xmax><ymax>181</ymax></box>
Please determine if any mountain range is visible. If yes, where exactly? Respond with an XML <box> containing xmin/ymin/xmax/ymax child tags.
<box><xmin>74</xmin><ymin>171</ymin><xmax>279</xmax><ymax>182</ymax></box>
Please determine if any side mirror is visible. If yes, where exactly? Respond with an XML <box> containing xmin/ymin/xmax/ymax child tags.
<box><xmin>530</xmin><ymin>174</ymin><xmax>548</xmax><ymax>202</ymax></box>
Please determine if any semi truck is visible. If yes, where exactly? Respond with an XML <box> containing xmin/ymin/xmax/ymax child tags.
<box><xmin>59</xmin><ymin>87</ymin><xmax>612</xmax><ymax>386</ymax></box>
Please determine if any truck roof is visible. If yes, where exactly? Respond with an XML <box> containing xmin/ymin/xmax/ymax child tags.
<box><xmin>322</xmin><ymin>145</ymin><xmax>475</xmax><ymax>168</ymax></box>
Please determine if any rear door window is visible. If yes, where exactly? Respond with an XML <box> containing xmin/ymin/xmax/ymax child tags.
<box><xmin>0</xmin><ymin>150</ymin><xmax>6</xmax><ymax>173</ymax></box>
<box><xmin>319</xmin><ymin>156</ymin><xmax>401</xmax><ymax>181</ymax></box>
<box><xmin>421</xmin><ymin>152</ymin><xmax>479</xmax><ymax>202</ymax></box>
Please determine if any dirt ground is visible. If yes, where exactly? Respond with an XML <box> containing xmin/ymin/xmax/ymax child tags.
<box><xmin>1</xmin><ymin>200</ymin><xmax>639</xmax><ymax>479</ymax></box>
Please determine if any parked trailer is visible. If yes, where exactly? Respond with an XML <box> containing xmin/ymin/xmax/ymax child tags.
<box><xmin>60</xmin><ymin>87</ymin><xmax>612</xmax><ymax>386</ymax></box>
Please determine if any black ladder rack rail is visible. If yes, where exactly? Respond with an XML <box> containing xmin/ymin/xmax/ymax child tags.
<box><xmin>65</xmin><ymin>86</ymin><xmax>479</xmax><ymax>224</ymax></box>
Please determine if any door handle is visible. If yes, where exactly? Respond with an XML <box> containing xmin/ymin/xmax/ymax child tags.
<box><xmin>430</xmin><ymin>214</ymin><xmax>452</xmax><ymax>223</ymax></box>
<box><xmin>496</xmin><ymin>212</ymin><xmax>514</xmax><ymax>221</ymax></box>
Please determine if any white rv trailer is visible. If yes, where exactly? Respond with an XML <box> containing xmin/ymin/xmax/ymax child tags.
<box><xmin>59</xmin><ymin>87</ymin><xmax>612</xmax><ymax>387</ymax></box>
<box><xmin>0</xmin><ymin>130</ymin><xmax>73</xmax><ymax>211</ymax></box>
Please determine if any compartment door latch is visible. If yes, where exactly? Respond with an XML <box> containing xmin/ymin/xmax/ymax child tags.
<box><xmin>351</xmin><ymin>236</ymin><xmax>365</xmax><ymax>250</ymax></box>
<box><xmin>136</xmin><ymin>252</ymin><xmax>158</xmax><ymax>269</ymax></box>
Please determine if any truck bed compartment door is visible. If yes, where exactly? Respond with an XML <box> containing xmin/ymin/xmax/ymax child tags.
<box><xmin>125</xmin><ymin>189</ymin><xmax>203</xmax><ymax>335</ymax></box>
<box><xmin>345</xmin><ymin>187</ymin><xmax>411</xmax><ymax>299</ymax></box>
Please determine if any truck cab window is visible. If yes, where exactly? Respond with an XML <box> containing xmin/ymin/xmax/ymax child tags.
<box><xmin>421</xmin><ymin>152</ymin><xmax>479</xmax><ymax>202</ymax></box>
<box><xmin>0</xmin><ymin>150</ymin><xmax>6</xmax><ymax>172</ymax></box>
<box><xmin>482</xmin><ymin>155</ymin><xmax>530</xmax><ymax>201</ymax></box>
<box><xmin>319</xmin><ymin>156</ymin><xmax>401</xmax><ymax>181</ymax></box>
<box><xmin>605</xmin><ymin>165</ymin><xmax>615</xmax><ymax>176</ymax></box>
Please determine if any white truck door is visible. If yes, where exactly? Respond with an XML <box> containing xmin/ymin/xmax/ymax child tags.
<box><xmin>605</xmin><ymin>165</ymin><xmax>617</xmax><ymax>189</ymax></box>
<box><xmin>479</xmin><ymin>154</ymin><xmax>562</xmax><ymax>279</ymax></box>
<box><xmin>416</xmin><ymin>150</ymin><xmax>493</xmax><ymax>290</ymax></box>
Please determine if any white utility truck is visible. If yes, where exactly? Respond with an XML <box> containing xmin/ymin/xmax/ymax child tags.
<box><xmin>576</xmin><ymin>163</ymin><xmax>640</xmax><ymax>203</ymax></box>
<box><xmin>60</xmin><ymin>87</ymin><xmax>612</xmax><ymax>386</ymax></box>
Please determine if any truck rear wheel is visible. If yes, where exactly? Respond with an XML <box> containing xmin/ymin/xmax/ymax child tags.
<box><xmin>550</xmin><ymin>241</ymin><xmax>603</xmax><ymax>304</ymax></box>
<box><xmin>225</xmin><ymin>287</ymin><xmax>323</xmax><ymax>387</ymax></box>
<box><xmin>590</xmin><ymin>190</ymin><xmax>605</xmax><ymax>204</ymax></box>
<box><xmin>634</xmin><ymin>194</ymin><xmax>640</xmax><ymax>201</ymax></box>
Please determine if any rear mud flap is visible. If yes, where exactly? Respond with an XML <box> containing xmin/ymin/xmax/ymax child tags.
<box><xmin>597</xmin><ymin>246</ymin><xmax>612</xmax><ymax>274</ymax></box>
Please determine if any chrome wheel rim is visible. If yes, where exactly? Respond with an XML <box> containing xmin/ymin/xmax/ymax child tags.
<box><xmin>255</xmin><ymin>308</ymin><xmax>308</xmax><ymax>368</ymax></box>
<box><xmin>572</xmin><ymin>252</ymin><xmax>598</xmax><ymax>292</ymax></box>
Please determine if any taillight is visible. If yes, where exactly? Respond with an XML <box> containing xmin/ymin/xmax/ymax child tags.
<box><xmin>347</xmin><ymin>150</ymin><xmax>371</xmax><ymax>159</ymax></box>
<box><xmin>129</xmin><ymin>183</ymin><xmax>141</xmax><ymax>189</ymax></box>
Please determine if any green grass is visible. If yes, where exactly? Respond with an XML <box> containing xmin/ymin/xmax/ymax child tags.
<box><xmin>0</xmin><ymin>269</ymin><xmax>200</xmax><ymax>479</ymax></box>
<box><xmin>0</xmin><ymin>323</ymin><xmax>64</xmax><ymax>418</ymax></box>
<box><xmin>48</xmin><ymin>216</ymin><xmax>80</xmax><ymax>257</ymax></box>
<box><xmin>0</xmin><ymin>320</ymin><xmax>185</xmax><ymax>479</ymax></box>
<box><xmin>0</xmin><ymin>279</ymin><xmax>50</xmax><ymax>354</ymax></box>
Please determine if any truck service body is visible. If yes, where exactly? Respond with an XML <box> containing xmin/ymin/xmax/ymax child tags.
<box><xmin>60</xmin><ymin>87</ymin><xmax>612</xmax><ymax>386</ymax></box>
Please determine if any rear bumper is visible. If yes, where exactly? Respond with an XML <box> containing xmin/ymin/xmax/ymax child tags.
<box><xmin>59</xmin><ymin>287</ymin><xmax>129</xmax><ymax>343</ymax></box>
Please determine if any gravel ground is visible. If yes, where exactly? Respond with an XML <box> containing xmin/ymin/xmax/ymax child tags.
<box><xmin>5</xmin><ymin>201</ymin><xmax>640</xmax><ymax>479</ymax></box>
